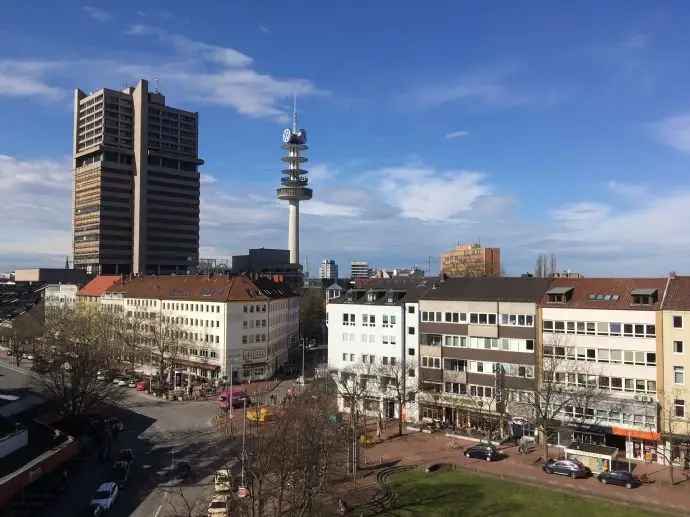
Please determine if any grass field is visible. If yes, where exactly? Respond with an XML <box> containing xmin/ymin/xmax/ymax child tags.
<box><xmin>386</xmin><ymin>468</ymin><xmax>666</xmax><ymax>517</ymax></box>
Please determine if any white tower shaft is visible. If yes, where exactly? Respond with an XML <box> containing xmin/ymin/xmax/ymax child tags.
<box><xmin>288</xmin><ymin>200</ymin><xmax>299</xmax><ymax>265</ymax></box>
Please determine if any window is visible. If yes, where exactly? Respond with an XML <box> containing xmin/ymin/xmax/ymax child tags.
<box><xmin>342</xmin><ymin>314</ymin><xmax>349</xmax><ymax>325</ymax></box>
<box><xmin>543</xmin><ymin>320</ymin><xmax>553</xmax><ymax>331</ymax></box>
<box><xmin>674</xmin><ymin>366</ymin><xmax>685</xmax><ymax>385</ymax></box>
<box><xmin>445</xmin><ymin>312</ymin><xmax>452</xmax><ymax>323</ymax></box>
<box><xmin>350</xmin><ymin>354</ymin><xmax>355</xmax><ymax>361</ymax></box>
<box><xmin>408</xmin><ymin>347</ymin><xmax>415</xmax><ymax>355</ymax></box>
<box><xmin>408</xmin><ymin>306</ymin><xmax>415</xmax><ymax>313</ymax></box>
<box><xmin>609</xmin><ymin>322</ymin><xmax>621</xmax><ymax>336</ymax></box>
<box><xmin>342</xmin><ymin>353</ymin><xmax>347</xmax><ymax>361</ymax></box>
<box><xmin>408</xmin><ymin>369</ymin><xmax>415</xmax><ymax>377</ymax></box>
<box><xmin>408</xmin><ymin>327</ymin><xmax>415</xmax><ymax>335</ymax></box>
<box><xmin>674</xmin><ymin>341</ymin><xmax>684</xmax><ymax>354</ymax></box>
<box><xmin>675</xmin><ymin>399</ymin><xmax>685</xmax><ymax>418</ymax></box>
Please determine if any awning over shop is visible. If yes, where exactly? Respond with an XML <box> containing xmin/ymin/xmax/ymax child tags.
<box><xmin>611</xmin><ymin>427</ymin><xmax>660</xmax><ymax>441</ymax></box>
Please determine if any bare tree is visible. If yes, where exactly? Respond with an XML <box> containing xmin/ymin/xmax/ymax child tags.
<box><xmin>0</xmin><ymin>303</ymin><xmax>44</xmax><ymax>366</ymax></box>
<box><xmin>376</xmin><ymin>361</ymin><xmax>417</xmax><ymax>436</ymax></box>
<box><xmin>36</xmin><ymin>306</ymin><xmax>125</xmax><ymax>417</ymax></box>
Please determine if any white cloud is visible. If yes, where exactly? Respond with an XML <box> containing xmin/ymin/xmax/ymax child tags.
<box><xmin>259</xmin><ymin>25</ymin><xmax>270</xmax><ymax>34</ymax></box>
<box><xmin>376</xmin><ymin>166</ymin><xmax>492</xmax><ymax>221</ymax></box>
<box><xmin>301</xmin><ymin>200</ymin><xmax>361</xmax><ymax>217</ymax></box>
<box><xmin>200</xmin><ymin>173</ymin><xmax>217</xmax><ymax>185</ymax></box>
<box><xmin>83</xmin><ymin>6</ymin><xmax>112</xmax><ymax>22</ymax></box>
<box><xmin>445</xmin><ymin>130</ymin><xmax>469</xmax><ymax>140</ymax></box>
<box><xmin>0</xmin><ymin>155</ymin><xmax>72</xmax><ymax>268</ymax></box>
<box><xmin>653</xmin><ymin>113</ymin><xmax>690</xmax><ymax>153</ymax></box>
<box><xmin>622</xmin><ymin>33</ymin><xmax>651</xmax><ymax>49</ymax></box>
<box><xmin>0</xmin><ymin>61</ymin><xmax>64</xmax><ymax>99</ymax></box>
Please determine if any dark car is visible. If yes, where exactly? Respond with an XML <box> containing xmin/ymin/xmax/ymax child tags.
<box><xmin>464</xmin><ymin>444</ymin><xmax>501</xmax><ymax>461</ymax></box>
<box><xmin>597</xmin><ymin>470</ymin><xmax>641</xmax><ymax>489</ymax></box>
<box><xmin>543</xmin><ymin>458</ymin><xmax>590</xmax><ymax>478</ymax></box>
<box><xmin>113</xmin><ymin>460</ymin><xmax>130</xmax><ymax>487</ymax></box>
<box><xmin>116</xmin><ymin>448</ymin><xmax>135</xmax><ymax>466</ymax></box>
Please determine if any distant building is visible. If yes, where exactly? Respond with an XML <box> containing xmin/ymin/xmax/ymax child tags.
<box><xmin>350</xmin><ymin>261</ymin><xmax>370</xmax><ymax>280</ymax></box>
<box><xmin>73</xmin><ymin>79</ymin><xmax>203</xmax><ymax>275</ymax></box>
<box><xmin>325</xmin><ymin>281</ymin><xmax>344</xmax><ymax>303</ymax></box>
<box><xmin>44</xmin><ymin>284</ymin><xmax>79</xmax><ymax>309</ymax></box>
<box><xmin>319</xmin><ymin>259</ymin><xmax>338</xmax><ymax>280</ymax></box>
<box><xmin>440</xmin><ymin>243</ymin><xmax>500</xmax><ymax>278</ymax></box>
<box><xmin>371</xmin><ymin>267</ymin><xmax>424</xmax><ymax>279</ymax></box>
<box><xmin>77</xmin><ymin>275</ymin><xmax>122</xmax><ymax>304</ymax></box>
<box><xmin>14</xmin><ymin>268</ymin><xmax>90</xmax><ymax>286</ymax></box>
<box><xmin>231</xmin><ymin>249</ymin><xmax>291</xmax><ymax>274</ymax></box>
<box><xmin>551</xmin><ymin>270</ymin><xmax>584</xmax><ymax>278</ymax></box>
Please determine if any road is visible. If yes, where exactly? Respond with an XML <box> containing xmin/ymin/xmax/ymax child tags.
<box><xmin>0</xmin><ymin>358</ymin><xmax>241</xmax><ymax>517</ymax></box>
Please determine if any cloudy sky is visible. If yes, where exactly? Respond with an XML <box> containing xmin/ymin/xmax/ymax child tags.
<box><xmin>1</xmin><ymin>2</ymin><xmax>690</xmax><ymax>276</ymax></box>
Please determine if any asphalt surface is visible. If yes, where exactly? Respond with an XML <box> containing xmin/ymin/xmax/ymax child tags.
<box><xmin>0</xmin><ymin>359</ymin><xmax>240</xmax><ymax>517</ymax></box>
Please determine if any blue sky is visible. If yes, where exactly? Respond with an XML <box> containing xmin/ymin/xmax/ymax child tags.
<box><xmin>1</xmin><ymin>1</ymin><xmax>690</xmax><ymax>276</ymax></box>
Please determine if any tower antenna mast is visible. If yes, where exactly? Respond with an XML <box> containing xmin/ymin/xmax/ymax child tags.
<box><xmin>292</xmin><ymin>93</ymin><xmax>297</xmax><ymax>133</ymax></box>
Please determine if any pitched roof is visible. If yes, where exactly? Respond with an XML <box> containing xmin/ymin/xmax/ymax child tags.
<box><xmin>78</xmin><ymin>275</ymin><xmax>122</xmax><ymax>297</ymax></box>
<box><xmin>540</xmin><ymin>277</ymin><xmax>667</xmax><ymax>310</ymax></box>
<box><xmin>662</xmin><ymin>276</ymin><xmax>690</xmax><ymax>311</ymax></box>
<box><xmin>330</xmin><ymin>278</ymin><xmax>435</xmax><ymax>305</ymax></box>
<box><xmin>106</xmin><ymin>275</ymin><xmax>296</xmax><ymax>302</ymax></box>
<box><xmin>421</xmin><ymin>277</ymin><xmax>551</xmax><ymax>303</ymax></box>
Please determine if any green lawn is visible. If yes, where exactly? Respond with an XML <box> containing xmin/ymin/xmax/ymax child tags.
<box><xmin>386</xmin><ymin>469</ymin><xmax>666</xmax><ymax>517</ymax></box>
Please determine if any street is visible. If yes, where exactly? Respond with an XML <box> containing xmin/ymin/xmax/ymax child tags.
<box><xmin>0</xmin><ymin>358</ymin><xmax>239</xmax><ymax>517</ymax></box>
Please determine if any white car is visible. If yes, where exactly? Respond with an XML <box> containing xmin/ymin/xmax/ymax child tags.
<box><xmin>90</xmin><ymin>481</ymin><xmax>118</xmax><ymax>511</ymax></box>
<box><xmin>117</xmin><ymin>379</ymin><xmax>127</xmax><ymax>387</ymax></box>
<box><xmin>207</xmin><ymin>494</ymin><xmax>229</xmax><ymax>516</ymax></box>
<box><xmin>22</xmin><ymin>353</ymin><xmax>34</xmax><ymax>361</ymax></box>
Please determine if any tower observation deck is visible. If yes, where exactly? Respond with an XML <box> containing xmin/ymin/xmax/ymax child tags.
<box><xmin>276</xmin><ymin>106</ymin><xmax>312</xmax><ymax>266</ymax></box>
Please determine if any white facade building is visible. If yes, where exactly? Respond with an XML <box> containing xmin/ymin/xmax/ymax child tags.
<box><xmin>327</xmin><ymin>282</ymin><xmax>429</xmax><ymax>421</ymax></box>
<box><xmin>101</xmin><ymin>275</ymin><xmax>299</xmax><ymax>383</ymax></box>
<box><xmin>44</xmin><ymin>284</ymin><xmax>79</xmax><ymax>308</ymax></box>
<box><xmin>541</xmin><ymin>278</ymin><xmax>666</xmax><ymax>463</ymax></box>
<box><xmin>319</xmin><ymin>259</ymin><xmax>338</xmax><ymax>281</ymax></box>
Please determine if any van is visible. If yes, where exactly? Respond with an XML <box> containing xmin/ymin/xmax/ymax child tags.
<box><xmin>217</xmin><ymin>389</ymin><xmax>251</xmax><ymax>409</ymax></box>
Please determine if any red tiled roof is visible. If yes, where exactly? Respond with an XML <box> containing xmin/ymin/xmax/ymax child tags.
<box><xmin>540</xmin><ymin>277</ymin><xmax>668</xmax><ymax>310</ymax></box>
<box><xmin>105</xmin><ymin>275</ymin><xmax>295</xmax><ymax>302</ymax></box>
<box><xmin>78</xmin><ymin>275</ymin><xmax>122</xmax><ymax>297</ymax></box>
<box><xmin>662</xmin><ymin>276</ymin><xmax>690</xmax><ymax>311</ymax></box>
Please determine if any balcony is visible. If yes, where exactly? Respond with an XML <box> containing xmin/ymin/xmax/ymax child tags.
<box><xmin>443</xmin><ymin>369</ymin><xmax>467</xmax><ymax>384</ymax></box>
<box><xmin>276</xmin><ymin>186</ymin><xmax>312</xmax><ymax>201</ymax></box>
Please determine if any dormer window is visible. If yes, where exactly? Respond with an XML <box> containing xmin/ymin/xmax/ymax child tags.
<box><xmin>631</xmin><ymin>288</ymin><xmax>658</xmax><ymax>305</ymax></box>
<box><xmin>546</xmin><ymin>287</ymin><xmax>573</xmax><ymax>303</ymax></box>
<box><xmin>367</xmin><ymin>292</ymin><xmax>376</xmax><ymax>302</ymax></box>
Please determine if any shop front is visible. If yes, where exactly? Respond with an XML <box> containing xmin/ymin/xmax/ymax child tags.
<box><xmin>611</xmin><ymin>427</ymin><xmax>660</xmax><ymax>463</ymax></box>
<box><xmin>565</xmin><ymin>442</ymin><xmax>618</xmax><ymax>473</ymax></box>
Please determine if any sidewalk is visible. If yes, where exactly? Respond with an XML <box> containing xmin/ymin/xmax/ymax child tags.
<box><xmin>361</xmin><ymin>431</ymin><xmax>689</xmax><ymax>515</ymax></box>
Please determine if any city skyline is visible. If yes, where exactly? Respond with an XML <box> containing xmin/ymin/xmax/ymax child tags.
<box><xmin>2</xmin><ymin>2</ymin><xmax>690</xmax><ymax>275</ymax></box>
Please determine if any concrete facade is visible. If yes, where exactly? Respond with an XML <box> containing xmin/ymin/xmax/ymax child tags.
<box><xmin>440</xmin><ymin>243</ymin><xmax>501</xmax><ymax>278</ymax></box>
<box><xmin>73</xmin><ymin>80</ymin><xmax>202</xmax><ymax>275</ymax></box>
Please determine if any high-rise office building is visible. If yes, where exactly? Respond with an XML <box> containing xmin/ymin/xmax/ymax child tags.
<box><xmin>350</xmin><ymin>260</ymin><xmax>370</xmax><ymax>280</ymax></box>
<box><xmin>319</xmin><ymin>259</ymin><xmax>338</xmax><ymax>280</ymax></box>
<box><xmin>73</xmin><ymin>79</ymin><xmax>203</xmax><ymax>275</ymax></box>
<box><xmin>440</xmin><ymin>243</ymin><xmax>501</xmax><ymax>278</ymax></box>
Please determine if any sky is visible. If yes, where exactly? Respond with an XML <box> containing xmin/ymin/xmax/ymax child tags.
<box><xmin>1</xmin><ymin>1</ymin><xmax>690</xmax><ymax>277</ymax></box>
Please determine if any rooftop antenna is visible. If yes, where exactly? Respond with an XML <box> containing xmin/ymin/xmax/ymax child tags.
<box><xmin>292</xmin><ymin>93</ymin><xmax>297</xmax><ymax>132</ymax></box>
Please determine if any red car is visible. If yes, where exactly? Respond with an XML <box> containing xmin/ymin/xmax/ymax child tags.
<box><xmin>136</xmin><ymin>381</ymin><xmax>146</xmax><ymax>391</ymax></box>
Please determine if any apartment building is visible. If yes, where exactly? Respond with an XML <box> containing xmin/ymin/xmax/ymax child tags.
<box><xmin>659</xmin><ymin>275</ymin><xmax>690</xmax><ymax>465</ymax></box>
<box><xmin>440</xmin><ymin>243</ymin><xmax>501</xmax><ymax>278</ymax></box>
<box><xmin>101</xmin><ymin>275</ymin><xmax>299</xmax><ymax>382</ymax></box>
<box><xmin>43</xmin><ymin>284</ymin><xmax>79</xmax><ymax>309</ymax></box>
<box><xmin>540</xmin><ymin>278</ymin><xmax>666</xmax><ymax>463</ymax></box>
<box><xmin>319</xmin><ymin>259</ymin><xmax>338</xmax><ymax>280</ymax></box>
<box><xmin>73</xmin><ymin>79</ymin><xmax>202</xmax><ymax>275</ymax></box>
<box><xmin>416</xmin><ymin>278</ymin><xmax>550</xmax><ymax>435</ymax></box>
<box><xmin>350</xmin><ymin>261</ymin><xmax>370</xmax><ymax>280</ymax></box>
<box><xmin>327</xmin><ymin>280</ymin><xmax>431</xmax><ymax>421</ymax></box>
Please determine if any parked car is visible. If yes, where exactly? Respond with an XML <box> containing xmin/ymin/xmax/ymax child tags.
<box><xmin>136</xmin><ymin>380</ymin><xmax>147</xmax><ymax>391</ymax></box>
<box><xmin>597</xmin><ymin>470</ymin><xmax>641</xmax><ymax>489</ymax></box>
<box><xmin>116</xmin><ymin>379</ymin><xmax>127</xmax><ymax>387</ymax></box>
<box><xmin>214</xmin><ymin>469</ymin><xmax>232</xmax><ymax>492</ymax></box>
<box><xmin>543</xmin><ymin>458</ymin><xmax>590</xmax><ymax>478</ymax></box>
<box><xmin>116</xmin><ymin>448</ymin><xmax>135</xmax><ymax>466</ymax></box>
<box><xmin>217</xmin><ymin>389</ymin><xmax>251</xmax><ymax>409</ymax></box>
<box><xmin>464</xmin><ymin>443</ymin><xmax>501</xmax><ymax>462</ymax></box>
<box><xmin>208</xmin><ymin>494</ymin><xmax>229</xmax><ymax>516</ymax></box>
<box><xmin>96</xmin><ymin>370</ymin><xmax>106</xmax><ymax>382</ymax></box>
<box><xmin>113</xmin><ymin>460</ymin><xmax>130</xmax><ymax>487</ymax></box>
<box><xmin>127</xmin><ymin>379</ymin><xmax>137</xmax><ymax>388</ymax></box>
<box><xmin>90</xmin><ymin>481</ymin><xmax>119</xmax><ymax>511</ymax></box>
<box><xmin>112</xmin><ymin>377</ymin><xmax>122</xmax><ymax>385</ymax></box>
<box><xmin>22</xmin><ymin>353</ymin><xmax>34</xmax><ymax>360</ymax></box>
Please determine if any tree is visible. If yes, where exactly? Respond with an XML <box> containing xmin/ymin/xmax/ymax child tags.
<box><xmin>376</xmin><ymin>361</ymin><xmax>417</xmax><ymax>436</ymax></box>
<box><xmin>534</xmin><ymin>253</ymin><xmax>558</xmax><ymax>278</ymax></box>
<box><xmin>300</xmin><ymin>287</ymin><xmax>326</xmax><ymax>343</ymax></box>
<box><xmin>523</xmin><ymin>347</ymin><xmax>603</xmax><ymax>460</ymax></box>
<box><xmin>0</xmin><ymin>303</ymin><xmax>44</xmax><ymax>367</ymax></box>
<box><xmin>36</xmin><ymin>306</ymin><xmax>126</xmax><ymax>417</ymax></box>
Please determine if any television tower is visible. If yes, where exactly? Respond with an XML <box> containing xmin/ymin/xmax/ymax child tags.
<box><xmin>276</xmin><ymin>97</ymin><xmax>312</xmax><ymax>266</ymax></box>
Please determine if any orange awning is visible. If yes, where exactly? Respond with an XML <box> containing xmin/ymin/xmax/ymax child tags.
<box><xmin>611</xmin><ymin>427</ymin><xmax>660</xmax><ymax>441</ymax></box>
